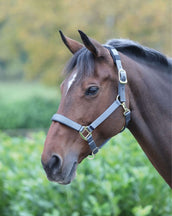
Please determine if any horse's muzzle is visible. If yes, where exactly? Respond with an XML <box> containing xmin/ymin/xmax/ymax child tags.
<box><xmin>41</xmin><ymin>154</ymin><xmax>78</xmax><ymax>184</ymax></box>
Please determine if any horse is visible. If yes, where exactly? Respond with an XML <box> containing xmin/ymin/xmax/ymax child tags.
<box><xmin>41</xmin><ymin>30</ymin><xmax>172</xmax><ymax>187</ymax></box>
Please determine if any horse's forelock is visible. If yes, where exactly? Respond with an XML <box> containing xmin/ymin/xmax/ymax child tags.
<box><xmin>64</xmin><ymin>48</ymin><xmax>95</xmax><ymax>79</ymax></box>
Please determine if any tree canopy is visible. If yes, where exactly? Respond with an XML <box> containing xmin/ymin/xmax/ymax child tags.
<box><xmin>0</xmin><ymin>0</ymin><xmax>171</xmax><ymax>85</ymax></box>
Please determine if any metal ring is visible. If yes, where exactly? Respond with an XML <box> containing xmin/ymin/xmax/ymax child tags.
<box><xmin>87</xmin><ymin>152</ymin><xmax>95</xmax><ymax>160</ymax></box>
<box><xmin>116</xmin><ymin>95</ymin><xmax>120</xmax><ymax>101</ymax></box>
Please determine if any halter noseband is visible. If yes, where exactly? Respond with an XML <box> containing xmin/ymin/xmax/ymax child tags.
<box><xmin>51</xmin><ymin>46</ymin><xmax>131</xmax><ymax>157</ymax></box>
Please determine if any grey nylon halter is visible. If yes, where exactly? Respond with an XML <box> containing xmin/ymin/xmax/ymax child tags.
<box><xmin>51</xmin><ymin>45</ymin><xmax>131</xmax><ymax>157</ymax></box>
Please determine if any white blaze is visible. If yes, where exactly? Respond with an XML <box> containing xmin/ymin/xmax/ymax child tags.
<box><xmin>66</xmin><ymin>72</ymin><xmax>77</xmax><ymax>93</ymax></box>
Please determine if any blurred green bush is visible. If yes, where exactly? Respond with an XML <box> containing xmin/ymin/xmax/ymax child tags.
<box><xmin>0</xmin><ymin>82</ymin><xmax>59</xmax><ymax>130</ymax></box>
<box><xmin>0</xmin><ymin>131</ymin><xmax>171</xmax><ymax>216</ymax></box>
<box><xmin>0</xmin><ymin>96</ymin><xmax>58</xmax><ymax>129</ymax></box>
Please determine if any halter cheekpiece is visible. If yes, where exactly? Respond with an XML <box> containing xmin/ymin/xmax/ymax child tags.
<box><xmin>51</xmin><ymin>45</ymin><xmax>131</xmax><ymax>158</ymax></box>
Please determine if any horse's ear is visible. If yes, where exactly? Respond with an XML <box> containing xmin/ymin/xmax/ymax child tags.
<box><xmin>78</xmin><ymin>30</ymin><xmax>106</xmax><ymax>57</ymax></box>
<box><xmin>59</xmin><ymin>30</ymin><xmax>83</xmax><ymax>54</ymax></box>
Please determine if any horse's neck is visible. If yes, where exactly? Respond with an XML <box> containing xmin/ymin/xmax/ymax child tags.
<box><xmin>125</xmin><ymin>57</ymin><xmax>172</xmax><ymax>187</ymax></box>
<box><xmin>128</xmin><ymin>61</ymin><xmax>170</xmax><ymax>144</ymax></box>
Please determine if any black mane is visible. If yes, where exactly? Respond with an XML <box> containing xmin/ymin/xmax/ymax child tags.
<box><xmin>65</xmin><ymin>39</ymin><xmax>171</xmax><ymax>76</ymax></box>
<box><xmin>107</xmin><ymin>39</ymin><xmax>171</xmax><ymax>70</ymax></box>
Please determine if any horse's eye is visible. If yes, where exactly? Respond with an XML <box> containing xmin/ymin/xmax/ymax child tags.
<box><xmin>85</xmin><ymin>86</ymin><xmax>99</xmax><ymax>96</ymax></box>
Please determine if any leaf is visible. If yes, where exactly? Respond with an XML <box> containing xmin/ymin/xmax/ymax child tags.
<box><xmin>132</xmin><ymin>205</ymin><xmax>153</xmax><ymax>216</ymax></box>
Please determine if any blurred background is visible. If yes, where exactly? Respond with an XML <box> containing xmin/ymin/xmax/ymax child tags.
<box><xmin>0</xmin><ymin>0</ymin><xmax>171</xmax><ymax>216</ymax></box>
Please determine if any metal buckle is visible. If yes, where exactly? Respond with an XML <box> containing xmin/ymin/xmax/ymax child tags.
<box><xmin>119</xmin><ymin>69</ymin><xmax>127</xmax><ymax>84</ymax></box>
<box><xmin>121</xmin><ymin>102</ymin><xmax>130</xmax><ymax>115</ymax></box>
<box><xmin>79</xmin><ymin>126</ymin><xmax>92</xmax><ymax>141</ymax></box>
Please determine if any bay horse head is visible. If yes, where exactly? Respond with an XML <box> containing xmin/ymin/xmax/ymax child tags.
<box><xmin>41</xmin><ymin>30</ymin><xmax>130</xmax><ymax>184</ymax></box>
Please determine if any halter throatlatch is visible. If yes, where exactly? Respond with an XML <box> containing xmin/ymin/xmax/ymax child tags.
<box><xmin>51</xmin><ymin>46</ymin><xmax>131</xmax><ymax>158</ymax></box>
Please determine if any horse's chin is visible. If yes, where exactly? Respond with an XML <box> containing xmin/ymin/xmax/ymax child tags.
<box><xmin>47</xmin><ymin>161</ymin><xmax>78</xmax><ymax>185</ymax></box>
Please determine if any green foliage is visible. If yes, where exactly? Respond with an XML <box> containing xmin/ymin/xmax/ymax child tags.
<box><xmin>0</xmin><ymin>131</ymin><xmax>171</xmax><ymax>216</ymax></box>
<box><xmin>0</xmin><ymin>0</ymin><xmax>171</xmax><ymax>85</ymax></box>
<box><xmin>0</xmin><ymin>96</ymin><xmax>56</xmax><ymax>129</ymax></box>
<box><xmin>0</xmin><ymin>82</ymin><xmax>59</xmax><ymax>129</ymax></box>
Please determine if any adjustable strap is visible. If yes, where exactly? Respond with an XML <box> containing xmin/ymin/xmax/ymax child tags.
<box><xmin>104</xmin><ymin>45</ymin><xmax>127</xmax><ymax>102</ymax></box>
<box><xmin>87</xmin><ymin>135</ymin><xmax>99</xmax><ymax>154</ymax></box>
<box><xmin>125</xmin><ymin>110</ymin><xmax>131</xmax><ymax>126</ymax></box>
<box><xmin>51</xmin><ymin>114</ymin><xmax>82</xmax><ymax>131</ymax></box>
<box><xmin>89</xmin><ymin>99</ymin><xmax>121</xmax><ymax>131</ymax></box>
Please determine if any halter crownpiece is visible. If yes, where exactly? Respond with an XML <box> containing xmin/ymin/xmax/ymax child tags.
<box><xmin>51</xmin><ymin>46</ymin><xmax>131</xmax><ymax>157</ymax></box>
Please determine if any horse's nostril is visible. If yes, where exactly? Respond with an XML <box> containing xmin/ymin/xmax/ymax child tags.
<box><xmin>48</xmin><ymin>155</ymin><xmax>62</xmax><ymax>173</ymax></box>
